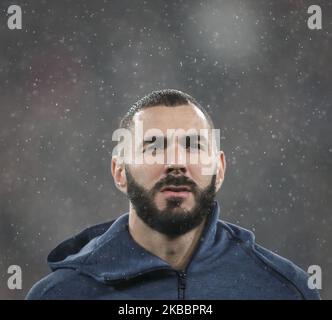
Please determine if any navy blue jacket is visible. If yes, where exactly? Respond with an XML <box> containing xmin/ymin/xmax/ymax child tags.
<box><xmin>26</xmin><ymin>201</ymin><xmax>320</xmax><ymax>300</ymax></box>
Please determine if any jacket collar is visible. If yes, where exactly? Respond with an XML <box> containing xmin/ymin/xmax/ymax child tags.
<box><xmin>50</xmin><ymin>201</ymin><xmax>222</xmax><ymax>283</ymax></box>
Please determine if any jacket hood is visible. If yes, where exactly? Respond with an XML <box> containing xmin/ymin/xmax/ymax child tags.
<box><xmin>47</xmin><ymin>201</ymin><xmax>255</xmax><ymax>284</ymax></box>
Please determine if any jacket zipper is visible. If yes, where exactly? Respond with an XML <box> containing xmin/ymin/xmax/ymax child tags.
<box><xmin>177</xmin><ymin>270</ymin><xmax>187</xmax><ymax>300</ymax></box>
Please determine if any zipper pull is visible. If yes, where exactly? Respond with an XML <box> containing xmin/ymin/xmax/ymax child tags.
<box><xmin>178</xmin><ymin>271</ymin><xmax>186</xmax><ymax>286</ymax></box>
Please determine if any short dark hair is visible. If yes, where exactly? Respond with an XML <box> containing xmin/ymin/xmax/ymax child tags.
<box><xmin>119</xmin><ymin>89</ymin><xmax>214</xmax><ymax>130</ymax></box>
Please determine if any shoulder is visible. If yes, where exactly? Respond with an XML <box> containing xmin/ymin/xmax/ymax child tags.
<box><xmin>25</xmin><ymin>268</ymin><xmax>95</xmax><ymax>300</ymax></box>
<box><xmin>252</xmin><ymin>243</ymin><xmax>320</xmax><ymax>299</ymax></box>
<box><xmin>220</xmin><ymin>220</ymin><xmax>321</xmax><ymax>300</ymax></box>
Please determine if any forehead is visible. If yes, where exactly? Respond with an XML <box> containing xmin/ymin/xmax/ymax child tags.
<box><xmin>132</xmin><ymin>104</ymin><xmax>210</xmax><ymax>132</ymax></box>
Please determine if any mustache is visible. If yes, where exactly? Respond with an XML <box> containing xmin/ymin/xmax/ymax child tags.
<box><xmin>153</xmin><ymin>175</ymin><xmax>197</xmax><ymax>193</ymax></box>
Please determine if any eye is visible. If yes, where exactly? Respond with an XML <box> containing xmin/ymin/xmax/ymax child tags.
<box><xmin>185</xmin><ymin>136</ymin><xmax>202</xmax><ymax>150</ymax></box>
<box><xmin>143</xmin><ymin>136</ymin><xmax>165</xmax><ymax>154</ymax></box>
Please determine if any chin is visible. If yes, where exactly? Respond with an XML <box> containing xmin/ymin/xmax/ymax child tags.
<box><xmin>166</xmin><ymin>203</ymin><xmax>194</xmax><ymax>213</ymax></box>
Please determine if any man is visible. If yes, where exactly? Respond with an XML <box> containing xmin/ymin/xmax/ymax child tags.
<box><xmin>26</xmin><ymin>89</ymin><xmax>320</xmax><ymax>299</ymax></box>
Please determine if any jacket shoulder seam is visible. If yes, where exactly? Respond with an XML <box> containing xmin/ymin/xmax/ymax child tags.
<box><xmin>221</xmin><ymin>223</ymin><xmax>306</xmax><ymax>299</ymax></box>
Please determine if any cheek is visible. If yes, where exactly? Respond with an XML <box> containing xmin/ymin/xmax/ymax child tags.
<box><xmin>187</xmin><ymin>164</ymin><xmax>206</xmax><ymax>180</ymax></box>
<box><xmin>189</xmin><ymin>154</ymin><xmax>218</xmax><ymax>179</ymax></box>
<box><xmin>129</xmin><ymin>164</ymin><xmax>162</xmax><ymax>187</ymax></box>
<box><xmin>188</xmin><ymin>166</ymin><xmax>213</xmax><ymax>189</ymax></box>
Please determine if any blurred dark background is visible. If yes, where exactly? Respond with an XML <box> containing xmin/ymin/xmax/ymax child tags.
<box><xmin>0</xmin><ymin>0</ymin><xmax>331</xmax><ymax>299</ymax></box>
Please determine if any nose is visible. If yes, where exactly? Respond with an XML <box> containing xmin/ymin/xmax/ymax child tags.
<box><xmin>165</xmin><ymin>141</ymin><xmax>187</xmax><ymax>174</ymax></box>
<box><xmin>165</xmin><ymin>163</ymin><xmax>187</xmax><ymax>175</ymax></box>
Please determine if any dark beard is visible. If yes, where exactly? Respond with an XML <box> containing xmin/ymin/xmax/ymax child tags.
<box><xmin>125</xmin><ymin>165</ymin><xmax>216</xmax><ymax>238</ymax></box>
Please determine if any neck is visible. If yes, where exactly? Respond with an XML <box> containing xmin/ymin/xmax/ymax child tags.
<box><xmin>128</xmin><ymin>203</ymin><xmax>208</xmax><ymax>271</ymax></box>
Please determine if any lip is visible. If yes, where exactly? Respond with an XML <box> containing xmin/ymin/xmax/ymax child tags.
<box><xmin>160</xmin><ymin>185</ymin><xmax>191</xmax><ymax>192</ymax></box>
<box><xmin>160</xmin><ymin>185</ymin><xmax>191</xmax><ymax>198</ymax></box>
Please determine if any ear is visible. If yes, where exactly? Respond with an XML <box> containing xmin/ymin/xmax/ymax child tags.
<box><xmin>215</xmin><ymin>151</ymin><xmax>226</xmax><ymax>192</ymax></box>
<box><xmin>111</xmin><ymin>156</ymin><xmax>127</xmax><ymax>194</ymax></box>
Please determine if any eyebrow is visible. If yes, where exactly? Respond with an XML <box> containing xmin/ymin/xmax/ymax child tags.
<box><xmin>140</xmin><ymin>134</ymin><xmax>208</xmax><ymax>149</ymax></box>
<box><xmin>141</xmin><ymin>135</ymin><xmax>166</xmax><ymax>149</ymax></box>
<box><xmin>185</xmin><ymin>134</ymin><xmax>208</xmax><ymax>144</ymax></box>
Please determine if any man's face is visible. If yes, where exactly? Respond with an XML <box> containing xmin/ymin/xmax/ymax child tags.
<box><xmin>117</xmin><ymin>104</ymin><xmax>224</xmax><ymax>237</ymax></box>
